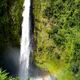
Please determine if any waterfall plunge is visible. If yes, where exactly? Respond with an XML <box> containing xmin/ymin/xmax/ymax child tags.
<box><xmin>19</xmin><ymin>0</ymin><xmax>55</xmax><ymax>80</ymax></box>
<box><xmin>19</xmin><ymin>0</ymin><xmax>30</xmax><ymax>80</ymax></box>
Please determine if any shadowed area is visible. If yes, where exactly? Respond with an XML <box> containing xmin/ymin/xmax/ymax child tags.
<box><xmin>0</xmin><ymin>46</ymin><xmax>20</xmax><ymax>76</ymax></box>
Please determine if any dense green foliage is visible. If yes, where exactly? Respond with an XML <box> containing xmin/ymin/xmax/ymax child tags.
<box><xmin>0</xmin><ymin>0</ymin><xmax>80</xmax><ymax>80</ymax></box>
<box><xmin>0</xmin><ymin>0</ymin><xmax>23</xmax><ymax>51</ymax></box>
<box><xmin>33</xmin><ymin>0</ymin><xmax>80</xmax><ymax>80</ymax></box>
<box><xmin>0</xmin><ymin>69</ymin><xmax>19</xmax><ymax>80</ymax></box>
<box><xmin>0</xmin><ymin>0</ymin><xmax>23</xmax><ymax>79</ymax></box>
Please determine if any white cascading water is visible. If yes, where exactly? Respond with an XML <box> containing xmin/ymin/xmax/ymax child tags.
<box><xmin>19</xmin><ymin>0</ymin><xmax>30</xmax><ymax>80</ymax></box>
<box><xmin>19</xmin><ymin>0</ymin><xmax>55</xmax><ymax>80</ymax></box>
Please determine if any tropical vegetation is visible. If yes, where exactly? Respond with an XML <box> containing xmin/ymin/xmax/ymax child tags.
<box><xmin>33</xmin><ymin>0</ymin><xmax>80</xmax><ymax>80</ymax></box>
<box><xmin>0</xmin><ymin>0</ymin><xmax>80</xmax><ymax>80</ymax></box>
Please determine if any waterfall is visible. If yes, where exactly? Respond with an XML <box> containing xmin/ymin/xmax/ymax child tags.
<box><xmin>19</xmin><ymin>0</ymin><xmax>55</xmax><ymax>80</ymax></box>
<box><xmin>19</xmin><ymin>0</ymin><xmax>30</xmax><ymax>80</ymax></box>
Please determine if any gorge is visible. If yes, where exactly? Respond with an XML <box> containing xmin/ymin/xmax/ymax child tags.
<box><xmin>0</xmin><ymin>0</ymin><xmax>80</xmax><ymax>80</ymax></box>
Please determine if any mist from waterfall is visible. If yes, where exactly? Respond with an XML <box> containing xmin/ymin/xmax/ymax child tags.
<box><xmin>19</xmin><ymin>0</ymin><xmax>30</xmax><ymax>80</ymax></box>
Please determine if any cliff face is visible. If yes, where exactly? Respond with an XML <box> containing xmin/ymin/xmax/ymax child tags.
<box><xmin>0</xmin><ymin>0</ymin><xmax>23</xmax><ymax>52</ymax></box>
<box><xmin>33</xmin><ymin>0</ymin><xmax>80</xmax><ymax>80</ymax></box>
<box><xmin>0</xmin><ymin>0</ymin><xmax>23</xmax><ymax>75</ymax></box>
